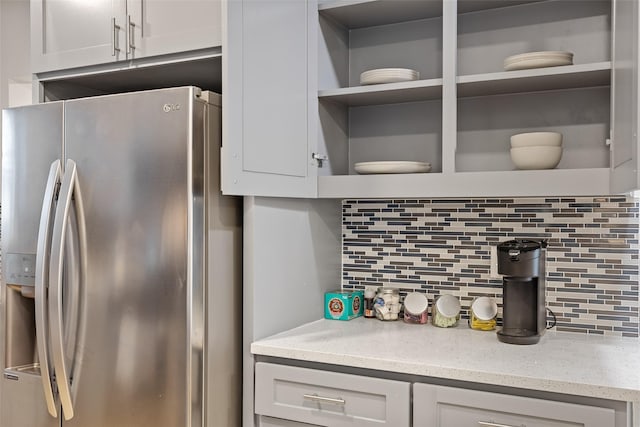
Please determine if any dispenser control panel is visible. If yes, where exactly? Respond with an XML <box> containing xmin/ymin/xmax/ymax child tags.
<box><xmin>4</xmin><ymin>253</ymin><xmax>36</xmax><ymax>286</ymax></box>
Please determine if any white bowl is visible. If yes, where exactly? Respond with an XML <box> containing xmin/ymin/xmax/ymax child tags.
<box><xmin>510</xmin><ymin>132</ymin><xmax>562</xmax><ymax>148</ymax></box>
<box><xmin>510</xmin><ymin>146</ymin><xmax>562</xmax><ymax>170</ymax></box>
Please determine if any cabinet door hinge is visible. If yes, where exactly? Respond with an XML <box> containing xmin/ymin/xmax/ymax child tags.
<box><xmin>312</xmin><ymin>153</ymin><xmax>328</xmax><ymax>167</ymax></box>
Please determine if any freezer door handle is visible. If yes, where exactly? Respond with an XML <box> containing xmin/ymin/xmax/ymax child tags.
<box><xmin>34</xmin><ymin>160</ymin><xmax>62</xmax><ymax>418</ymax></box>
<box><xmin>49</xmin><ymin>159</ymin><xmax>81</xmax><ymax>421</ymax></box>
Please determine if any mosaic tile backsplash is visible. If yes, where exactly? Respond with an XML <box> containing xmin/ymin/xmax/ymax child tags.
<box><xmin>342</xmin><ymin>196</ymin><xmax>640</xmax><ymax>337</ymax></box>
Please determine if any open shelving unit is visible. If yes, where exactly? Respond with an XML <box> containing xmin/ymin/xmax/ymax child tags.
<box><xmin>315</xmin><ymin>0</ymin><xmax>614</xmax><ymax>198</ymax></box>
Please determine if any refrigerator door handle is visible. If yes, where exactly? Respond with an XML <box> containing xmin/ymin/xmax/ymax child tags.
<box><xmin>34</xmin><ymin>159</ymin><xmax>62</xmax><ymax>418</ymax></box>
<box><xmin>49</xmin><ymin>159</ymin><xmax>80</xmax><ymax>421</ymax></box>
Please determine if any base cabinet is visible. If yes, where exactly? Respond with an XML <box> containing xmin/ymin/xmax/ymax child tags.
<box><xmin>413</xmin><ymin>383</ymin><xmax>617</xmax><ymax>427</ymax></box>
<box><xmin>254</xmin><ymin>362</ymin><xmax>629</xmax><ymax>427</ymax></box>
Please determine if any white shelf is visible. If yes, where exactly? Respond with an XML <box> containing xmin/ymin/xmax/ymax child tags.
<box><xmin>318</xmin><ymin>168</ymin><xmax>610</xmax><ymax>198</ymax></box>
<box><xmin>318</xmin><ymin>0</ymin><xmax>545</xmax><ymax>27</ymax></box>
<box><xmin>457</xmin><ymin>62</ymin><xmax>611</xmax><ymax>98</ymax></box>
<box><xmin>318</xmin><ymin>63</ymin><xmax>610</xmax><ymax>106</ymax></box>
<box><xmin>318</xmin><ymin>0</ymin><xmax>443</xmax><ymax>29</ymax></box>
<box><xmin>457</xmin><ymin>0</ymin><xmax>546</xmax><ymax>15</ymax></box>
<box><xmin>318</xmin><ymin>78</ymin><xmax>443</xmax><ymax>106</ymax></box>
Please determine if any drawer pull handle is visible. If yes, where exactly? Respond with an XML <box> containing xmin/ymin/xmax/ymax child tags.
<box><xmin>303</xmin><ymin>393</ymin><xmax>346</xmax><ymax>406</ymax></box>
<box><xmin>478</xmin><ymin>422</ymin><xmax>524</xmax><ymax>427</ymax></box>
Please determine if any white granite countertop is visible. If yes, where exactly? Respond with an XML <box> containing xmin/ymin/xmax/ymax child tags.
<box><xmin>251</xmin><ymin>317</ymin><xmax>640</xmax><ymax>402</ymax></box>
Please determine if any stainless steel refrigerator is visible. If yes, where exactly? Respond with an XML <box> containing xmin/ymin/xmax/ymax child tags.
<box><xmin>0</xmin><ymin>86</ymin><xmax>241</xmax><ymax>427</ymax></box>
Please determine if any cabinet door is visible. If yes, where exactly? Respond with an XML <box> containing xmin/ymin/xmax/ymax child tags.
<box><xmin>127</xmin><ymin>0</ymin><xmax>221</xmax><ymax>59</ymax></box>
<box><xmin>31</xmin><ymin>0</ymin><xmax>126</xmax><ymax>73</ymax></box>
<box><xmin>222</xmin><ymin>0</ymin><xmax>318</xmax><ymax>197</ymax></box>
<box><xmin>413</xmin><ymin>384</ymin><xmax>616</xmax><ymax>427</ymax></box>
<box><xmin>610</xmin><ymin>0</ymin><xmax>640</xmax><ymax>193</ymax></box>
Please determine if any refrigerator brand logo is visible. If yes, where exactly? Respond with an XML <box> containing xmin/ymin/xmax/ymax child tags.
<box><xmin>162</xmin><ymin>103</ymin><xmax>181</xmax><ymax>113</ymax></box>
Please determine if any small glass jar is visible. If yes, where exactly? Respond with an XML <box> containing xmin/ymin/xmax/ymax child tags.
<box><xmin>403</xmin><ymin>292</ymin><xmax>429</xmax><ymax>324</ymax></box>
<box><xmin>374</xmin><ymin>287</ymin><xmax>401</xmax><ymax>321</ymax></box>
<box><xmin>469</xmin><ymin>296</ymin><xmax>498</xmax><ymax>331</ymax></box>
<box><xmin>364</xmin><ymin>287</ymin><xmax>376</xmax><ymax>318</ymax></box>
<box><xmin>432</xmin><ymin>294</ymin><xmax>460</xmax><ymax>328</ymax></box>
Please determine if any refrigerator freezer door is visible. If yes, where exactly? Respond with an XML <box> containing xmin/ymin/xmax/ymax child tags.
<box><xmin>62</xmin><ymin>87</ymin><xmax>204</xmax><ymax>427</ymax></box>
<box><xmin>1</xmin><ymin>102</ymin><xmax>63</xmax><ymax>427</ymax></box>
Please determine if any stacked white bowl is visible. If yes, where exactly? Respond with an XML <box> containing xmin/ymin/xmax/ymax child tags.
<box><xmin>510</xmin><ymin>132</ymin><xmax>563</xmax><ymax>170</ymax></box>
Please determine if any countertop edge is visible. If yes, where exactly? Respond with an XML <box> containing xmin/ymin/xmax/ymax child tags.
<box><xmin>251</xmin><ymin>342</ymin><xmax>639</xmax><ymax>402</ymax></box>
<box><xmin>250</xmin><ymin>319</ymin><xmax>640</xmax><ymax>403</ymax></box>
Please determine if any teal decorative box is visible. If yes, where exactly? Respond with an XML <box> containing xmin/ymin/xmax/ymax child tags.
<box><xmin>324</xmin><ymin>290</ymin><xmax>364</xmax><ymax>321</ymax></box>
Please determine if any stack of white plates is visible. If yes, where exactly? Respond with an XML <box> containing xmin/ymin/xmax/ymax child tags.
<box><xmin>354</xmin><ymin>161</ymin><xmax>431</xmax><ymax>174</ymax></box>
<box><xmin>504</xmin><ymin>51</ymin><xmax>573</xmax><ymax>71</ymax></box>
<box><xmin>360</xmin><ymin>68</ymin><xmax>419</xmax><ymax>85</ymax></box>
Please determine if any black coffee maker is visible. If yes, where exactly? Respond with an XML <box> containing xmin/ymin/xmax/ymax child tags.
<box><xmin>496</xmin><ymin>239</ymin><xmax>547</xmax><ymax>345</ymax></box>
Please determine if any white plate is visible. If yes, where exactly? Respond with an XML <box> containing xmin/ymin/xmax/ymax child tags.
<box><xmin>360</xmin><ymin>67</ymin><xmax>418</xmax><ymax>77</ymax></box>
<box><xmin>504</xmin><ymin>51</ymin><xmax>573</xmax><ymax>71</ymax></box>
<box><xmin>354</xmin><ymin>161</ymin><xmax>431</xmax><ymax>174</ymax></box>
<box><xmin>360</xmin><ymin>68</ymin><xmax>419</xmax><ymax>85</ymax></box>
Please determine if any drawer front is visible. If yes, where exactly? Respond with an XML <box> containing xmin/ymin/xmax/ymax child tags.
<box><xmin>259</xmin><ymin>415</ymin><xmax>321</xmax><ymax>427</ymax></box>
<box><xmin>413</xmin><ymin>383</ymin><xmax>616</xmax><ymax>427</ymax></box>
<box><xmin>255</xmin><ymin>363</ymin><xmax>410</xmax><ymax>427</ymax></box>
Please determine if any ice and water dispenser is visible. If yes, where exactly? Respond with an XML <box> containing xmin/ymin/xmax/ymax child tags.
<box><xmin>4</xmin><ymin>254</ymin><xmax>40</xmax><ymax>374</ymax></box>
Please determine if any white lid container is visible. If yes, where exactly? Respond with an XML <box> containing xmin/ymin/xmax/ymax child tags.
<box><xmin>404</xmin><ymin>292</ymin><xmax>428</xmax><ymax>315</ymax></box>
<box><xmin>471</xmin><ymin>296</ymin><xmax>498</xmax><ymax>321</ymax></box>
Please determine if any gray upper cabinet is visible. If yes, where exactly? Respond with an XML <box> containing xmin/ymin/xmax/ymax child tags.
<box><xmin>31</xmin><ymin>0</ymin><xmax>221</xmax><ymax>73</ymax></box>
<box><xmin>127</xmin><ymin>0</ymin><xmax>221</xmax><ymax>60</ymax></box>
<box><xmin>224</xmin><ymin>0</ymin><xmax>640</xmax><ymax>198</ymax></box>
<box><xmin>31</xmin><ymin>0</ymin><xmax>126</xmax><ymax>72</ymax></box>
<box><xmin>222</xmin><ymin>0</ymin><xmax>318</xmax><ymax>197</ymax></box>
<box><xmin>610</xmin><ymin>0</ymin><xmax>640</xmax><ymax>193</ymax></box>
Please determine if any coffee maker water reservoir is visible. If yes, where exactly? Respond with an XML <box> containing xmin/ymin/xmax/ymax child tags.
<box><xmin>496</xmin><ymin>239</ymin><xmax>547</xmax><ymax>345</ymax></box>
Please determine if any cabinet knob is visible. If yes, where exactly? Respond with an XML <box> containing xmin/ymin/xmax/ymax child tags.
<box><xmin>312</xmin><ymin>153</ymin><xmax>328</xmax><ymax>167</ymax></box>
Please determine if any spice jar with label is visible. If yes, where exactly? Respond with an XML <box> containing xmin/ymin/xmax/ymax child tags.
<box><xmin>469</xmin><ymin>296</ymin><xmax>498</xmax><ymax>331</ymax></box>
<box><xmin>432</xmin><ymin>294</ymin><xmax>461</xmax><ymax>328</ymax></box>
<box><xmin>403</xmin><ymin>292</ymin><xmax>429</xmax><ymax>324</ymax></box>
<box><xmin>374</xmin><ymin>287</ymin><xmax>401</xmax><ymax>321</ymax></box>
<box><xmin>364</xmin><ymin>287</ymin><xmax>376</xmax><ymax>318</ymax></box>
